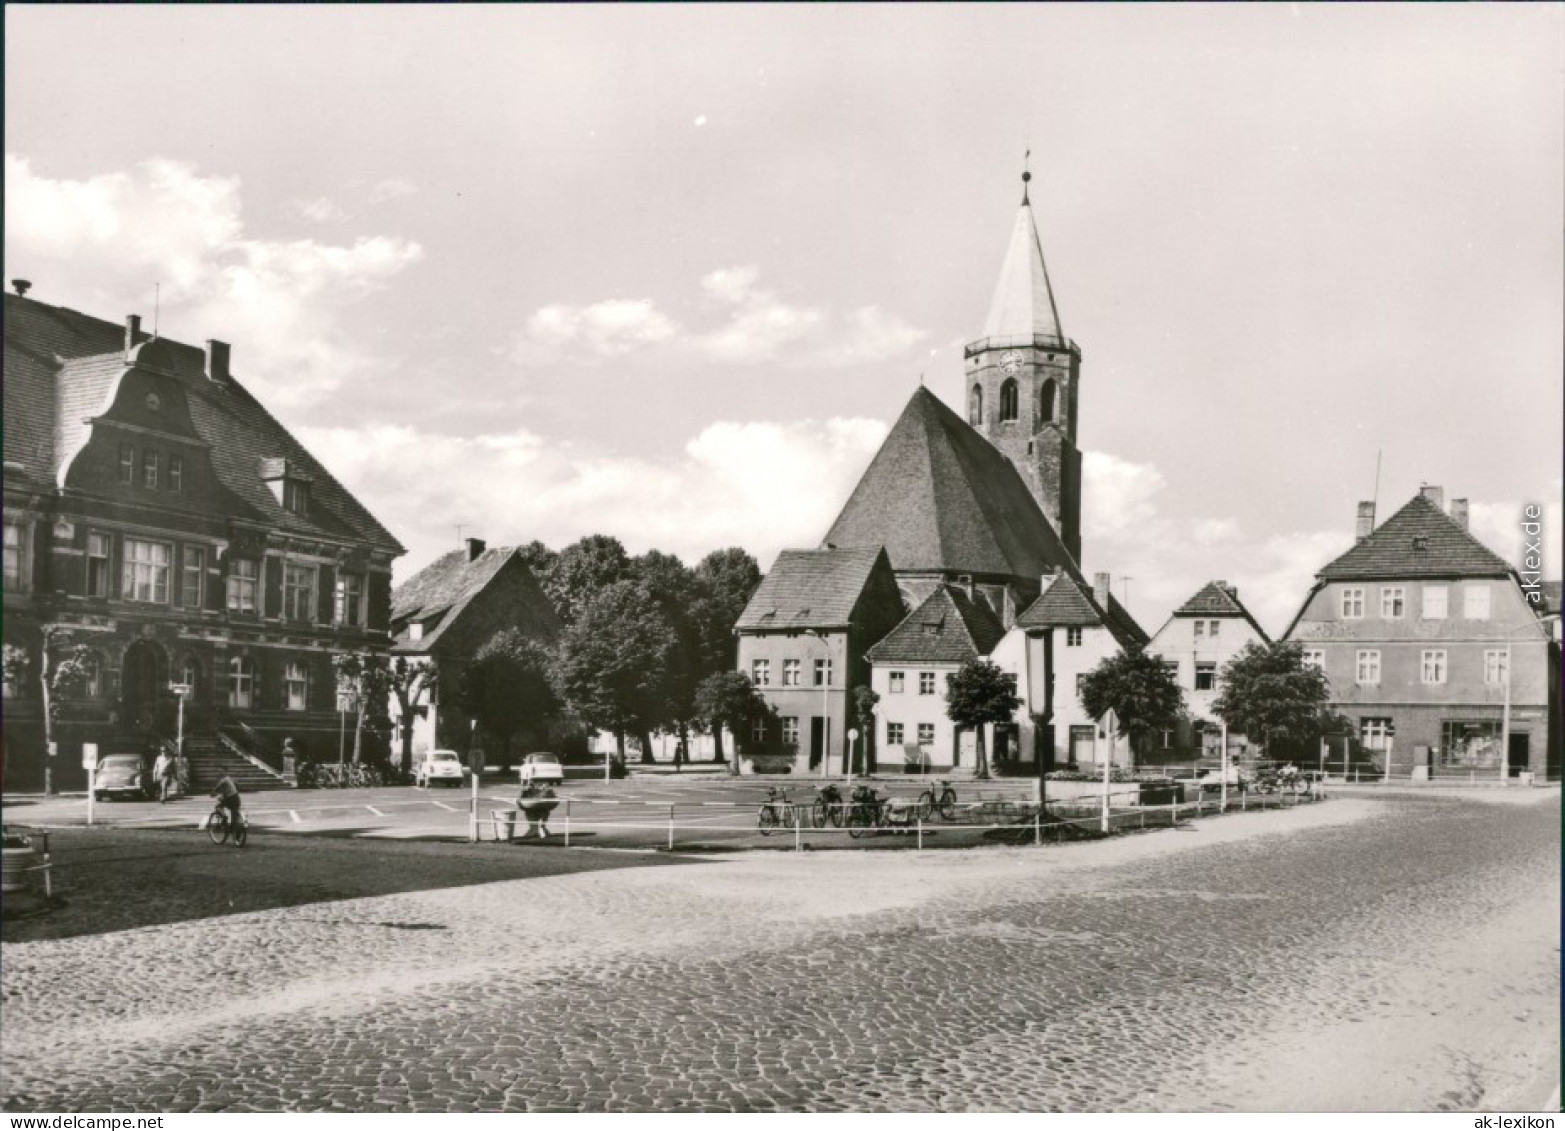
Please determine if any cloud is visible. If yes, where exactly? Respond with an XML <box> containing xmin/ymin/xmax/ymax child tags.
<box><xmin>1468</xmin><ymin>487</ymin><xmax>1562</xmax><ymax>578</ymax></box>
<box><xmin>369</xmin><ymin>178</ymin><xmax>418</xmax><ymax>205</ymax></box>
<box><xmin>507</xmin><ymin>298</ymin><xmax>679</xmax><ymax>365</ymax></box>
<box><xmin>298</xmin><ymin>415</ymin><xmax>889</xmax><ymax>581</ymax></box>
<box><xmin>4</xmin><ymin>154</ymin><xmax>422</xmax><ymax>408</ymax></box>
<box><xmin>802</xmin><ymin>305</ymin><xmax>927</xmax><ymax>368</ymax></box>
<box><xmin>694</xmin><ymin>265</ymin><xmax>822</xmax><ymax>362</ymax></box>
<box><xmin>1081</xmin><ymin>451</ymin><xmax>1166</xmax><ymax>539</ymax></box>
<box><xmin>289</xmin><ymin>196</ymin><xmax>348</xmax><ymax>224</ymax></box>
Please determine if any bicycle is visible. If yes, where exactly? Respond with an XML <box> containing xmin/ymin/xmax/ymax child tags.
<box><xmin>847</xmin><ymin>785</ymin><xmax>889</xmax><ymax>839</ymax></box>
<box><xmin>916</xmin><ymin>778</ymin><xmax>958</xmax><ymax>822</ymax></box>
<box><xmin>205</xmin><ymin>803</ymin><xmax>248</xmax><ymax>847</ymax></box>
<box><xmin>814</xmin><ymin>782</ymin><xmax>845</xmax><ymax>828</ymax></box>
<box><xmin>757</xmin><ymin>787</ymin><xmax>798</xmax><ymax>836</ymax></box>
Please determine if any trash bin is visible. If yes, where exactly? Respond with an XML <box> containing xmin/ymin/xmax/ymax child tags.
<box><xmin>491</xmin><ymin>809</ymin><xmax>517</xmax><ymax>842</ymax></box>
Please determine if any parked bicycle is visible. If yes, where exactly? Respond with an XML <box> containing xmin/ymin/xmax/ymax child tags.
<box><xmin>814</xmin><ymin>782</ymin><xmax>846</xmax><ymax>828</ymax></box>
<box><xmin>1251</xmin><ymin>764</ymin><xmax>1311</xmax><ymax>797</ymax></box>
<box><xmin>847</xmin><ymin>785</ymin><xmax>888</xmax><ymax>838</ymax></box>
<box><xmin>757</xmin><ymin>787</ymin><xmax>799</xmax><ymax>835</ymax></box>
<box><xmin>916</xmin><ymin>778</ymin><xmax>958</xmax><ymax>821</ymax></box>
<box><xmin>204</xmin><ymin>803</ymin><xmax>248</xmax><ymax>847</ymax></box>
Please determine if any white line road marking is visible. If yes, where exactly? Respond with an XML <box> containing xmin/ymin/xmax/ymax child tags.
<box><xmin>431</xmin><ymin>800</ymin><xmax>458</xmax><ymax>811</ymax></box>
<box><xmin>366</xmin><ymin>806</ymin><xmax>385</xmax><ymax>816</ymax></box>
<box><xmin>290</xmin><ymin>811</ymin><xmax>302</xmax><ymax>824</ymax></box>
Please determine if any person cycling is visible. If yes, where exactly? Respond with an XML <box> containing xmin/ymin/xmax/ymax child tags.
<box><xmin>210</xmin><ymin>774</ymin><xmax>242</xmax><ymax>833</ymax></box>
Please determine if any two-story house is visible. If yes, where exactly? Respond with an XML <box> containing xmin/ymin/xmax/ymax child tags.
<box><xmin>2</xmin><ymin>285</ymin><xmax>403</xmax><ymax>791</ymax></box>
<box><xmin>1284</xmin><ymin>486</ymin><xmax>1560</xmax><ymax>780</ymax></box>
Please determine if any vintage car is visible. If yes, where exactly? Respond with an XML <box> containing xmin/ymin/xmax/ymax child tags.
<box><xmin>94</xmin><ymin>753</ymin><xmax>151</xmax><ymax>801</ymax></box>
<box><xmin>414</xmin><ymin>749</ymin><xmax>467</xmax><ymax>788</ymax></box>
<box><xmin>517</xmin><ymin>752</ymin><xmax>565</xmax><ymax>788</ymax></box>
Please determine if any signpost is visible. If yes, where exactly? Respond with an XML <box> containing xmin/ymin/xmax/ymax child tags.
<box><xmin>1098</xmin><ymin>708</ymin><xmax>1119</xmax><ymax>833</ymax></box>
<box><xmin>82</xmin><ymin>742</ymin><xmax>99</xmax><ymax>826</ymax></box>
<box><xmin>846</xmin><ymin>727</ymin><xmax>859</xmax><ymax>788</ymax></box>
<box><xmin>468</xmin><ymin>746</ymin><xmax>484</xmax><ymax>843</ymax></box>
<box><xmin>1220</xmin><ymin>721</ymin><xmax>1230</xmax><ymax>813</ymax></box>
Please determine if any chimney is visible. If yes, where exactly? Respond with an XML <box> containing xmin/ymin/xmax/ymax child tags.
<box><xmin>1355</xmin><ymin>501</ymin><xmax>1376</xmax><ymax>542</ymax></box>
<box><xmin>11</xmin><ymin>279</ymin><xmax>31</xmax><ymax>297</ymax></box>
<box><xmin>1420</xmin><ymin>484</ymin><xmax>1445</xmax><ymax>511</ymax></box>
<box><xmin>1093</xmin><ymin>571</ymin><xmax>1112</xmax><ymax>608</ymax></box>
<box><xmin>1450</xmin><ymin>498</ymin><xmax>1469</xmax><ymax>531</ymax></box>
<box><xmin>205</xmin><ymin>339</ymin><xmax>231</xmax><ymax>384</ymax></box>
<box><xmin>465</xmin><ymin>537</ymin><xmax>487</xmax><ymax>562</ymax></box>
<box><xmin>125</xmin><ymin>314</ymin><xmax>142</xmax><ymax>354</ymax></box>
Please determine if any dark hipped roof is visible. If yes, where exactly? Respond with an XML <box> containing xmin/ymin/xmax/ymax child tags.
<box><xmin>1540</xmin><ymin>581</ymin><xmax>1562</xmax><ymax>617</ymax></box>
<box><xmin>1172</xmin><ymin>581</ymin><xmax>1271</xmax><ymax>642</ymax></box>
<box><xmin>735</xmin><ymin>547</ymin><xmax>890</xmax><ymax>631</ymax></box>
<box><xmin>866</xmin><ymin>584</ymin><xmax>1006</xmax><ymax>665</ymax></box>
<box><xmin>822</xmin><ymin>387</ymin><xmax>1081</xmax><ymax>584</ymax></box>
<box><xmin>1317</xmin><ymin>493</ymin><xmax>1510</xmax><ymax>581</ymax></box>
<box><xmin>1014</xmin><ymin>572</ymin><xmax>1148</xmax><ymax>649</ymax></box>
<box><xmin>391</xmin><ymin>546</ymin><xmax>557</xmax><ymax>653</ymax></box>
<box><xmin>3</xmin><ymin>293</ymin><xmax>402</xmax><ymax>553</ymax></box>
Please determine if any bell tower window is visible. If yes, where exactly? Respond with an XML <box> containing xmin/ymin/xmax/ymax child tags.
<box><xmin>1040</xmin><ymin>378</ymin><xmax>1057</xmax><ymax>424</ymax></box>
<box><xmin>969</xmin><ymin>385</ymin><xmax>984</xmax><ymax>425</ymax></box>
<box><xmin>999</xmin><ymin>379</ymin><xmax>1019</xmax><ymax>423</ymax></box>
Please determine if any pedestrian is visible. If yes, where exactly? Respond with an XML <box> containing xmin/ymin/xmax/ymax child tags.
<box><xmin>152</xmin><ymin>748</ymin><xmax>173</xmax><ymax>803</ymax></box>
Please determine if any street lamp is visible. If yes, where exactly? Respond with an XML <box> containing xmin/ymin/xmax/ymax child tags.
<box><xmin>1499</xmin><ymin>613</ymin><xmax>1559</xmax><ymax>784</ymax></box>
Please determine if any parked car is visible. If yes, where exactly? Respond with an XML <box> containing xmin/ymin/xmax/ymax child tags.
<box><xmin>1196</xmin><ymin>765</ymin><xmax>1242</xmax><ymax>792</ymax></box>
<box><xmin>94</xmin><ymin>753</ymin><xmax>151</xmax><ymax>801</ymax></box>
<box><xmin>414</xmin><ymin>749</ymin><xmax>467</xmax><ymax>788</ymax></box>
<box><xmin>518</xmin><ymin>752</ymin><xmax>565</xmax><ymax>787</ymax></box>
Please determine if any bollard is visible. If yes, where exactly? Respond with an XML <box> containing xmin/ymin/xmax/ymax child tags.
<box><xmin>1169</xmin><ymin>801</ymin><xmax>1176</xmax><ymax>828</ymax></box>
<box><xmin>1241</xmin><ymin>789</ymin><xmax>1247</xmax><ymax>811</ymax></box>
<box><xmin>917</xmin><ymin>812</ymin><xmax>923</xmax><ymax>850</ymax></box>
<box><xmin>564</xmin><ymin>799</ymin><xmax>571</xmax><ymax>848</ymax></box>
<box><xmin>668</xmin><ymin>804</ymin><xmax>676</xmax><ymax>852</ymax></box>
<box><xmin>794</xmin><ymin>808</ymin><xmax>802</xmax><ymax>853</ymax></box>
<box><xmin>1034</xmin><ymin>806</ymin><xmax>1041</xmax><ymax>846</ymax></box>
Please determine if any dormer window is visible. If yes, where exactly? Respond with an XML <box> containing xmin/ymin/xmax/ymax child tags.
<box><xmin>261</xmin><ymin>457</ymin><xmax>313</xmax><ymax>516</ymax></box>
<box><xmin>409</xmin><ymin>621</ymin><xmax>424</xmax><ymax>642</ymax></box>
<box><xmin>1412</xmin><ymin>536</ymin><xmax>1429</xmax><ymax>552</ymax></box>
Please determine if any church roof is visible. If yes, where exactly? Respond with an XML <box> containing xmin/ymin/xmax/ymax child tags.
<box><xmin>821</xmin><ymin>386</ymin><xmax>1081</xmax><ymax>585</ymax></box>
<box><xmin>980</xmin><ymin>174</ymin><xmax>1066</xmax><ymax>347</ymax></box>
<box><xmin>866</xmin><ymin>585</ymin><xmax>1007</xmax><ymax>665</ymax></box>
<box><xmin>1317</xmin><ymin>492</ymin><xmax>1512</xmax><ymax>581</ymax></box>
<box><xmin>735</xmin><ymin>547</ymin><xmax>893</xmax><ymax>632</ymax></box>
<box><xmin>1014</xmin><ymin>572</ymin><xmax>1148</xmax><ymax>649</ymax></box>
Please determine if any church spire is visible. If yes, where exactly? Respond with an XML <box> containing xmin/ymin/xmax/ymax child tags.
<box><xmin>981</xmin><ymin>164</ymin><xmax>1065</xmax><ymax>347</ymax></box>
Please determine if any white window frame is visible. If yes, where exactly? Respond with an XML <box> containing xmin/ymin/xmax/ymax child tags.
<box><xmin>886</xmin><ymin>721</ymin><xmax>905</xmax><ymax>747</ymax></box>
<box><xmin>814</xmin><ymin>658</ymin><xmax>832</xmax><ymax>686</ymax></box>
<box><xmin>169</xmin><ymin>455</ymin><xmax>184</xmax><ymax>494</ymax></box>
<box><xmin>118</xmin><ymin>444</ymin><xmax>135</xmax><ymax>484</ymax></box>
<box><xmin>782</xmin><ymin>659</ymin><xmax>801</xmax><ymax>687</ymax></box>
<box><xmin>751</xmin><ymin>717</ymin><xmax>767</xmax><ymax>744</ymax></box>
<box><xmin>1463</xmin><ymin>584</ymin><xmax>1490</xmax><ymax>620</ymax></box>
<box><xmin>284</xmin><ymin>562</ymin><xmax>317</xmax><ymax>623</ymax></box>
<box><xmin>1355</xmin><ymin>649</ymin><xmax>1381</xmax><ymax>685</ymax></box>
<box><xmin>284</xmin><ymin>661</ymin><xmax>310</xmax><ymax>711</ymax></box>
<box><xmin>918</xmin><ymin>671</ymin><xmax>937</xmax><ymax>695</ymax></box>
<box><xmin>751</xmin><ymin>659</ymin><xmax>770</xmax><ymax>687</ymax></box>
<box><xmin>888</xmin><ymin>671</ymin><xmax>904</xmax><ymax>694</ymax></box>
<box><xmin>1193</xmin><ymin>620</ymin><xmax>1204</xmax><ymax>639</ymax></box>
<box><xmin>228</xmin><ymin>655</ymin><xmax>254</xmax><ymax>710</ymax></box>
<box><xmin>122</xmin><ymin>538</ymin><xmax>172</xmax><ymax>604</ymax></box>
<box><xmin>1420</xmin><ymin>650</ymin><xmax>1447</xmax><ymax>685</ymax></box>
<box><xmin>142</xmin><ymin>449</ymin><xmax>159</xmax><ymax>489</ymax></box>
<box><xmin>1422</xmin><ymin>585</ymin><xmax>1448</xmax><ymax>619</ymax></box>
<box><xmin>3</xmin><ymin>519</ymin><xmax>30</xmax><ymax>593</ymax></box>
<box><xmin>917</xmin><ymin>722</ymin><xmax>936</xmax><ymax>747</ymax></box>
<box><xmin>181</xmin><ymin>546</ymin><xmax>205</xmax><ymax>610</ymax></box>
<box><xmin>86</xmin><ymin>531</ymin><xmax>110</xmax><ymax>598</ymax></box>
<box><xmin>1208</xmin><ymin>620</ymin><xmax>1221</xmax><ymax>637</ymax></box>
<box><xmin>1302</xmin><ymin>649</ymin><xmax>1325</xmax><ymax>670</ymax></box>
<box><xmin>1066</xmin><ymin>627</ymin><xmax>1083</xmax><ymax>647</ymax></box>
<box><xmin>80</xmin><ymin>651</ymin><xmax>102</xmax><ymax>699</ymax></box>
<box><xmin>226</xmin><ymin>559</ymin><xmax>258</xmax><ymax>613</ymax></box>
<box><xmin>780</xmin><ymin>716</ymin><xmax>799</xmax><ymax>747</ymax></box>
<box><xmin>1484</xmin><ymin>649</ymin><xmax>1508</xmax><ymax>686</ymax></box>
<box><xmin>1360</xmin><ymin>716</ymin><xmax>1393</xmax><ymax>751</ymax></box>
<box><xmin>1380</xmin><ymin>587</ymin><xmax>1405</xmax><ymax>619</ymax></box>
<box><xmin>1194</xmin><ymin>662</ymin><xmax>1217</xmax><ymax>691</ymax></box>
<box><xmin>1341</xmin><ymin>588</ymin><xmax>1365</xmax><ymax>619</ymax></box>
<box><xmin>334</xmin><ymin>574</ymin><xmax>364</xmax><ymax>628</ymax></box>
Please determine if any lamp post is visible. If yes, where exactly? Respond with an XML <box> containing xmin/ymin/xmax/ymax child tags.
<box><xmin>1499</xmin><ymin>613</ymin><xmax>1559</xmax><ymax>784</ymax></box>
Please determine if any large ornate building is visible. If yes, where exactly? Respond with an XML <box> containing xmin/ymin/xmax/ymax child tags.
<box><xmin>2</xmin><ymin>285</ymin><xmax>403</xmax><ymax>791</ymax></box>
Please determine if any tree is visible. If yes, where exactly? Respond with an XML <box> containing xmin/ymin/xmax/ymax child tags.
<box><xmin>851</xmin><ymin>685</ymin><xmax>881</xmax><ymax>774</ymax></box>
<box><xmin>332</xmin><ymin>652</ymin><xmax>392</xmax><ymax>765</ymax></box>
<box><xmin>1078</xmin><ymin>649</ymin><xmax>1186</xmax><ymax>763</ymax></box>
<box><xmin>550</xmin><ymin>580</ymin><xmax>678</xmax><ymax>764</ymax></box>
<box><xmin>689</xmin><ymin>548</ymin><xmax>763</xmax><ymax>675</ymax></box>
<box><xmin>458</xmin><ymin>630</ymin><xmax>558</xmax><ymax>772</ymax></box>
<box><xmin>944</xmin><ymin>659</ymin><xmax>1021</xmax><ymax>780</ymax></box>
<box><xmin>514</xmin><ymin>539</ymin><xmax>558</xmax><ymax>581</ymax></box>
<box><xmin>1211</xmin><ymin>641</ymin><xmax>1331</xmax><ymax>761</ymax></box>
<box><xmin>630</xmin><ymin>550</ymin><xmax>702</xmax><ymax>764</ymax></box>
<box><xmin>694</xmin><ymin>671</ymin><xmax>776</xmax><ymax>774</ymax></box>
<box><xmin>543</xmin><ymin>535</ymin><xmax>631</xmax><ymax>626</ymax></box>
<box><xmin>388</xmin><ymin>656</ymin><xmax>439</xmax><ymax>775</ymax></box>
<box><xmin>4</xmin><ymin>632</ymin><xmax>92</xmax><ymax>796</ymax></box>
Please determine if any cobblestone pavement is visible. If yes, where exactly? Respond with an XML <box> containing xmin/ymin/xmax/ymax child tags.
<box><xmin>1</xmin><ymin>790</ymin><xmax>1556</xmax><ymax>1112</ymax></box>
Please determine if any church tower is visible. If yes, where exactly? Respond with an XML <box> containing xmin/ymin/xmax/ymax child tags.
<box><xmin>963</xmin><ymin>169</ymin><xmax>1083</xmax><ymax>565</ymax></box>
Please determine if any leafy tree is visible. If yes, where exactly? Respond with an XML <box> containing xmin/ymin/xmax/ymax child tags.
<box><xmin>1211</xmin><ymin>640</ymin><xmax>1331</xmax><ymax>760</ymax></box>
<box><xmin>944</xmin><ymin>659</ymin><xmax>1021</xmax><ymax>780</ymax></box>
<box><xmin>332</xmin><ymin>652</ymin><xmax>392</xmax><ymax>765</ymax></box>
<box><xmin>689</xmin><ymin>548</ymin><xmax>763</xmax><ymax>675</ymax></box>
<box><xmin>851</xmin><ymin>685</ymin><xmax>881</xmax><ymax>774</ymax></box>
<box><xmin>694</xmin><ymin>670</ymin><xmax>776</xmax><ymax>774</ymax></box>
<box><xmin>514</xmin><ymin>539</ymin><xmax>558</xmax><ymax>581</ymax></box>
<box><xmin>458</xmin><ymin>629</ymin><xmax>558</xmax><ymax>772</ymax></box>
<box><xmin>1078</xmin><ymin>648</ymin><xmax>1186</xmax><ymax>762</ymax></box>
<box><xmin>388</xmin><ymin>656</ymin><xmax>439</xmax><ymax>775</ymax></box>
<box><xmin>551</xmin><ymin>580</ymin><xmax>678</xmax><ymax>764</ymax></box>
<box><xmin>544</xmin><ymin>535</ymin><xmax>631</xmax><ymax>626</ymax></box>
<box><xmin>630</xmin><ymin>550</ymin><xmax>703</xmax><ymax>763</ymax></box>
<box><xmin>3</xmin><ymin>633</ymin><xmax>91</xmax><ymax>795</ymax></box>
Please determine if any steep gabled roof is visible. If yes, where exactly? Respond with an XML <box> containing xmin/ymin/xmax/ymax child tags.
<box><xmin>1014</xmin><ymin>572</ymin><xmax>1148</xmax><ymax>649</ymax></box>
<box><xmin>1171</xmin><ymin>580</ymin><xmax>1271</xmax><ymax>643</ymax></box>
<box><xmin>735</xmin><ymin>547</ymin><xmax>890</xmax><ymax>632</ymax></box>
<box><xmin>866</xmin><ymin>585</ymin><xmax>1006</xmax><ymax>665</ymax></box>
<box><xmin>1317</xmin><ymin>493</ymin><xmax>1511</xmax><ymax>581</ymax></box>
<box><xmin>822</xmin><ymin>387</ymin><xmax>1080</xmax><ymax>583</ymax></box>
<box><xmin>981</xmin><ymin>177</ymin><xmax>1067</xmax><ymax>347</ymax></box>
<box><xmin>391</xmin><ymin>546</ymin><xmax>558</xmax><ymax>654</ymax></box>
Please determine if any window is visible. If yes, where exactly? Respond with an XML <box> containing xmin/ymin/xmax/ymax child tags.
<box><xmin>283</xmin><ymin>479</ymin><xmax>310</xmax><ymax>516</ymax></box>
<box><xmin>1422</xmin><ymin>585</ymin><xmax>1448</xmax><ymax>619</ymax></box>
<box><xmin>142</xmin><ymin>450</ymin><xmax>159</xmax><ymax>489</ymax></box>
<box><xmin>1380</xmin><ymin>587</ymin><xmax>1405</xmax><ymax>619</ymax></box>
<box><xmin>1484</xmin><ymin>650</ymin><xmax>1508</xmax><ymax>685</ymax></box>
<box><xmin>781</xmin><ymin>716</ymin><xmax>799</xmax><ymax>747</ymax></box>
<box><xmin>918</xmin><ymin>672</ymin><xmax>937</xmax><ymax>695</ymax></box>
<box><xmin>181</xmin><ymin>546</ymin><xmax>205</xmax><ymax>610</ymax></box>
<box><xmin>1075</xmin><ymin>673</ymin><xmax>1086</xmax><ymax>696</ymax></box>
<box><xmin>1207</xmin><ymin>620</ymin><xmax>1220</xmax><ymax>638</ymax></box>
<box><xmin>1066</xmin><ymin>627</ymin><xmax>1083</xmax><ymax>647</ymax></box>
<box><xmin>1302</xmin><ymin>649</ymin><xmax>1325</xmax><ymax>670</ymax></box>
<box><xmin>284</xmin><ymin>563</ymin><xmax>316</xmax><ymax>622</ymax></box>
<box><xmin>284</xmin><ymin>661</ymin><xmax>310</xmax><ymax>711</ymax></box>
<box><xmin>751</xmin><ymin>659</ymin><xmax>770</xmax><ymax>686</ymax></box>
<box><xmin>751</xmin><ymin>717</ymin><xmax>767</xmax><ymax>744</ymax></box>
<box><xmin>1195</xmin><ymin>662</ymin><xmax>1217</xmax><ymax>691</ymax></box>
<box><xmin>228</xmin><ymin>656</ymin><xmax>254</xmax><ymax>709</ymax></box>
<box><xmin>408</xmin><ymin>621</ymin><xmax>424</xmax><ymax>642</ymax></box>
<box><xmin>80</xmin><ymin>652</ymin><xmax>102</xmax><ymax>698</ymax></box>
<box><xmin>1040</xmin><ymin>379</ymin><xmax>1057</xmax><ymax>423</ymax></box>
<box><xmin>888</xmin><ymin>671</ymin><xmax>905</xmax><ymax>694</ymax></box>
<box><xmin>814</xmin><ymin>658</ymin><xmax>832</xmax><ymax>686</ymax></box>
<box><xmin>180</xmin><ymin>656</ymin><xmax>200</xmax><ymax>695</ymax></box>
<box><xmin>1420</xmin><ymin>650</ymin><xmax>1447</xmax><ymax>685</ymax></box>
<box><xmin>3</xmin><ymin>520</ymin><xmax>29</xmax><ymax>592</ymax></box>
<box><xmin>86</xmin><ymin>532</ymin><xmax>110</xmax><ymax>598</ymax></box>
<box><xmin>782</xmin><ymin>659</ymin><xmax>801</xmax><ymax>686</ymax></box>
<box><xmin>118</xmin><ymin>444</ymin><xmax>135</xmax><ymax>483</ymax></box>
<box><xmin>886</xmin><ymin>722</ymin><xmax>905</xmax><ymax>746</ymax></box>
<box><xmin>1359</xmin><ymin>717</ymin><xmax>1394</xmax><ymax>751</ymax></box>
<box><xmin>968</xmin><ymin>385</ymin><xmax>983</xmax><ymax>425</ymax></box>
<box><xmin>1440</xmin><ymin>720</ymin><xmax>1503</xmax><ymax>769</ymax></box>
<box><xmin>122</xmin><ymin>539</ymin><xmax>171</xmax><ymax>603</ymax></box>
<box><xmin>999</xmin><ymin>378</ymin><xmax>1019</xmax><ymax>422</ymax></box>
<box><xmin>335</xmin><ymin>574</ymin><xmax>364</xmax><ymax>627</ymax></box>
<box><xmin>1193</xmin><ymin>620</ymin><xmax>1204</xmax><ymax>638</ymax></box>
<box><xmin>1341</xmin><ymin>588</ymin><xmax>1365</xmax><ymax>619</ymax></box>
<box><xmin>226</xmin><ymin>559</ymin><xmax>258</xmax><ymax>613</ymax></box>
<box><xmin>169</xmin><ymin>455</ymin><xmax>184</xmax><ymax>493</ymax></box>
<box><xmin>1463</xmin><ymin>584</ymin><xmax>1490</xmax><ymax>620</ymax></box>
<box><xmin>1355</xmin><ymin>649</ymin><xmax>1381</xmax><ymax>684</ymax></box>
<box><xmin>917</xmin><ymin>722</ymin><xmax>936</xmax><ymax>747</ymax></box>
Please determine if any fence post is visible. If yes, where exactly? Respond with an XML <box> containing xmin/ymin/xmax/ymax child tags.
<box><xmin>668</xmin><ymin>804</ymin><xmax>675</xmax><ymax>852</ymax></box>
<box><xmin>794</xmin><ymin>806</ymin><xmax>802</xmax><ymax>852</ymax></box>
<box><xmin>564</xmin><ymin>799</ymin><xmax>571</xmax><ymax>848</ymax></box>
<box><xmin>917</xmin><ymin>811</ymin><xmax>923</xmax><ymax>851</ymax></box>
<box><xmin>1034</xmin><ymin>805</ymin><xmax>1041</xmax><ymax>846</ymax></box>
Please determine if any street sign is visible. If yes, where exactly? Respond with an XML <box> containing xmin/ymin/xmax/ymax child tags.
<box><xmin>468</xmin><ymin>748</ymin><xmax>485</xmax><ymax>776</ymax></box>
<box><xmin>170</xmin><ymin>683</ymin><xmax>192</xmax><ymax>697</ymax></box>
<box><xmin>1098</xmin><ymin>708</ymin><xmax>1120</xmax><ymax>738</ymax></box>
<box><xmin>847</xmin><ymin>728</ymin><xmax>860</xmax><ymax>741</ymax></box>
<box><xmin>81</xmin><ymin>742</ymin><xmax>98</xmax><ymax>769</ymax></box>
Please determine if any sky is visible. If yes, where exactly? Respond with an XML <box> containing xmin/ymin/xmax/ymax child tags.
<box><xmin>5</xmin><ymin>4</ymin><xmax>1562</xmax><ymax>637</ymax></box>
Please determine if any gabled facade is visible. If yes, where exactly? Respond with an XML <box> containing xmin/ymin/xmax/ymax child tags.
<box><xmin>1145</xmin><ymin>581</ymin><xmax>1271</xmax><ymax>761</ymax></box>
<box><xmin>2</xmin><ymin>288</ymin><xmax>403</xmax><ymax>790</ymax></box>
<box><xmin>734</xmin><ymin>547</ymin><xmax>905</xmax><ymax>774</ymax></box>
<box><xmin>989</xmin><ymin>570</ymin><xmax>1148</xmax><ymax>772</ymax></box>
<box><xmin>865</xmin><ymin>584</ymin><xmax>1007</xmax><ymax>774</ymax></box>
<box><xmin>388</xmin><ymin>538</ymin><xmax>562</xmax><ymax>758</ymax></box>
<box><xmin>1284</xmin><ymin>487</ymin><xmax>1560</xmax><ymax>780</ymax></box>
